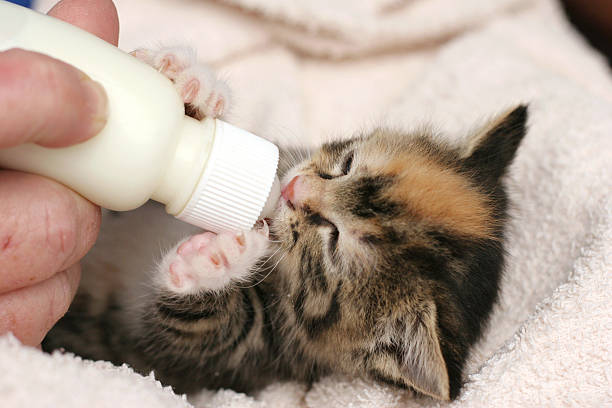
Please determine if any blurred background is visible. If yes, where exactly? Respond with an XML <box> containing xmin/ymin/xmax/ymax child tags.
<box><xmin>559</xmin><ymin>0</ymin><xmax>612</xmax><ymax>65</ymax></box>
<box><xmin>8</xmin><ymin>0</ymin><xmax>611</xmax><ymax>66</ymax></box>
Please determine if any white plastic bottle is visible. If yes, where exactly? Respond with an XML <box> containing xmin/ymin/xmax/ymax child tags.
<box><xmin>0</xmin><ymin>2</ymin><xmax>280</xmax><ymax>233</ymax></box>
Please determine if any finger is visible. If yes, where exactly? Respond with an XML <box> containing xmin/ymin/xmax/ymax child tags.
<box><xmin>0</xmin><ymin>0</ymin><xmax>119</xmax><ymax>148</ymax></box>
<box><xmin>48</xmin><ymin>0</ymin><xmax>119</xmax><ymax>46</ymax></box>
<box><xmin>0</xmin><ymin>171</ymin><xmax>100</xmax><ymax>293</ymax></box>
<box><xmin>0</xmin><ymin>49</ymin><xmax>108</xmax><ymax>148</ymax></box>
<box><xmin>0</xmin><ymin>264</ymin><xmax>80</xmax><ymax>347</ymax></box>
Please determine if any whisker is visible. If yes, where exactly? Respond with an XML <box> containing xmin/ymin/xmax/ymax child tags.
<box><xmin>238</xmin><ymin>252</ymin><xmax>287</xmax><ymax>289</ymax></box>
<box><xmin>249</xmin><ymin>245</ymin><xmax>284</xmax><ymax>273</ymax></box>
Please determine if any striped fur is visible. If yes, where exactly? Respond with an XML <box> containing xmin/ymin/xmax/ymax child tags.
<box><xmin>44</xmin><ymin>106</ymin><xmax>528</xmax><ymax>400</ymax></box>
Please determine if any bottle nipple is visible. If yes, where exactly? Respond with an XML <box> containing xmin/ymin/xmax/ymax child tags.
<box><xmin>259</xmin><ymin>176</ymin><xmax>281</xmax><ymax>219</ymax></box>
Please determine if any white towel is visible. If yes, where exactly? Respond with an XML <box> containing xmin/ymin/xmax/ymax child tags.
<box><xmin>2</xmin><ymin>0</ymin><xmax>609</xmax><ymax>406</ymax></box>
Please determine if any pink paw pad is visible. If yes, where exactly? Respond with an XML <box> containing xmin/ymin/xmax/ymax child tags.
<box><xmin>154</xmin><ymin>47</ymin><xmax>195</xmax><ymax>79</ymax></box>
<box><xmin>158</xmin><ymin>55</ymin><xmax>175</xmax><ymax>74</ymax></box>
<box><xmin>169</xmin><ymin>262</ymin><xmax>193</xmax><ymax>289</ymax></box>
<box><xmin>177</xmin><ymin>232</ymin><xmax>215</xmax><ymax>256</ymax></box>
<box><xmin>203</xmin><ymin>92</ymin><xmax>226</xmax><ymax>118</ymax></box>
<box><xmin>210</xmin><ymin>252</ymin><xmax>229</xmax><ymax>268</ymax></box>
<box><xmin>163</xmin><ymin>229</ymin><xmax>269</xmax><ymax>293</ymax></box>
<box><xmin>181</xmin><ymin>79</ymin><xmax>200</xmax><ymax>104</ymax></box>
<box><xmin>217</xmin><ymin>102</ymin><xmax>225</xmax><ymax>117</ymax></box>
<box><xmin>234</xmin><ymin>232</ymin><xmax>246</xmax><ymax>248</ymax></box>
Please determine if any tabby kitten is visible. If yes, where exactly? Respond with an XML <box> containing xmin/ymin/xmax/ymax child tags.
<box><xmin>43</xmin><ymin>47</ymin><xmax>527</xmax><ymax>401</ymax></box>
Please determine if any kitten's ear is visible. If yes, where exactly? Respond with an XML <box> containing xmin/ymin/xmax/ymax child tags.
<box><xmin>370</xmin><ymin>302</ymin><xmax>450</xmax><ymax>400</ymax></box>
<box><xmin>462</xmin><ymin>105</ymin><xmax>528</xmax><ymax>184</ymax></box>
<box><xmin>399</xmin><ymin>304</ymin><xmax>450</xmax><ymax>400</ymax></box>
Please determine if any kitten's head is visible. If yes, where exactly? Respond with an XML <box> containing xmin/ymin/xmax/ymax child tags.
<box><xmin>271</xmin><ymin>106</ymin><xmax>527</xmax><ymax>400</ymax></box>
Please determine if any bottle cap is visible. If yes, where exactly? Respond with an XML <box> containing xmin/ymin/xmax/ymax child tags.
<box><xmin>176</xmin><ymin>120</ymin><xmax>280</xmax><ymax>233</ymax></box>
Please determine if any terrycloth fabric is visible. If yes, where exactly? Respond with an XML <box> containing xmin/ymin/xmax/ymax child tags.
<box><xmin>3</xmin><ymin>0</ymin><xmax>610</xmax><ymax>406</ymax></box>
<box><xmin>0</xmin><ymin>334</ymin><xmax>191</xmax><ymax>408</ymax></box>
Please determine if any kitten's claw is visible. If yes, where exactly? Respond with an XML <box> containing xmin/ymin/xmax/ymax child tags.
<box><xmin>161</xmin><ymin>230</ymin><xmax>270</xmax><ymax>294</ymax></box>
<box><xmin>255</xmin><ymin>219</ymin><xmax>270</xmax><ymax>239</ymax></box>
<box><xmin>129</xmin><ymin>48</ymin><xmax>153</xmax><ymax>64</ymax></box>
<box><xmin>130</xmin><ymin>46</ymin><xmax>195</xmax><ymax>80</ymax></box>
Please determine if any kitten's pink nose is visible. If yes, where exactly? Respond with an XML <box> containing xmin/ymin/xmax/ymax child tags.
<box><xmin>281</xmin><ymin>176</ymin><xmax>300</xmax><ymax>206</ymax></box>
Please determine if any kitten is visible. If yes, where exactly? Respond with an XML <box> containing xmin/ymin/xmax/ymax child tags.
<box><xmin>43</xmin><ymin>46</ymin><xmax>527</xmax><ymax>401</ymax></box>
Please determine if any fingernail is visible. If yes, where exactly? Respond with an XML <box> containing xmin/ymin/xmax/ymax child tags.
<box><xmin>80</xmin><ymin>76</ymin><xmax>109</xmax><ymax>138</ymax></box>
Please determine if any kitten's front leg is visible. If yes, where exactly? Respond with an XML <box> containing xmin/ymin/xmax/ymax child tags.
<box><xmin>157</xmin><ymin>222</ymin><xmax>271</xmax><ymax>294</ymax></box>
<box><xmin>133</xmin><ymin>223</ymin><xmax>273</xmax><ymax>391</ymax></box>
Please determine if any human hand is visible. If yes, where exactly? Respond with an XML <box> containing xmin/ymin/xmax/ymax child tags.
<box><xmin>0</xmin><ymin>0</ymin><xmax>119</xmax><ymax>347</ymax></box>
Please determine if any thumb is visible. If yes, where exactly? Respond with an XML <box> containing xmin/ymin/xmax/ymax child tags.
<box><xmin>0</xmin><ymin>49</ymin><xmax>108</xmax><ymax>148</ymax></box>
<box><xmin>0</xmin><ymin>0</ymin><xmax>120</xmax><ymax>148</ymax></box>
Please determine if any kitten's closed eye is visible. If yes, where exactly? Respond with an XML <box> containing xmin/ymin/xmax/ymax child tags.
<box><xmin>318</xmin><ymin>151</ymin><xmax>354</xmax><ymax>179</ymax></box>
<box><xmin>341</xmin><ymin>151</ymin><xmax>354</xmax><ymax>175</ymax></box>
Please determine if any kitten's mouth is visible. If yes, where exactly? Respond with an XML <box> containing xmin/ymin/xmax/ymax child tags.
<box><xmin>277</xmin><ymin>188</ymin><xmax>295</xmax><ymax>211</ymax></box>
<box><xmin>282</xmin><ymin>197</ymin><xmax>295</xmax><ymax>211</ymax></box>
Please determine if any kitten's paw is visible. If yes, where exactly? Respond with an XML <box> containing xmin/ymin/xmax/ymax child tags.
<box><xmin>130</xmin><ymin>45</ymin><xmax>230</xmax><ymax>119</ymax></box>
<box><xmin>162</xmin><ymin>226</ymin><xmax>270</xmax><ymax>294</ymax></box>
<box><xmin>175</xmin><ymin>66</ymin><xmax>230</xmax><ymax>120</ymax></box>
